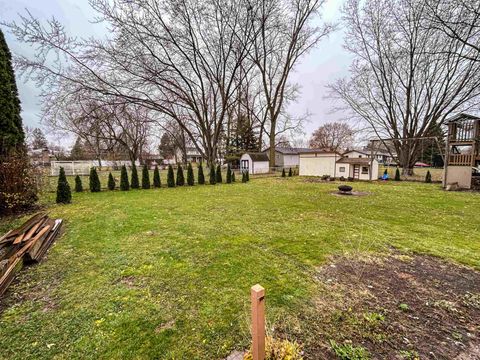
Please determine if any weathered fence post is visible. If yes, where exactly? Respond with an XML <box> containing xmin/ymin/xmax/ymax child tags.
<box><xmin>251</xmin><ymin>284</ymin><xmax>265</xmax><ymax>360</ymax></box>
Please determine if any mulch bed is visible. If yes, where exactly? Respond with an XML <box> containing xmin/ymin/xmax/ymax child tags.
<box><xmin>301</xmin><ymin>254</ymin><xmax>480</xmax><ymax>359</ymax></box>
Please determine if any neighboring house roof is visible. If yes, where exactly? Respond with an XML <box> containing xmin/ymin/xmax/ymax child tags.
<box><xmin>343</xmin><ymin>149</ymin><xmax>370</xmax><ymax>156</ymax></box>
<box><xmin>337</xmin><ymin>157</ymin><xmax>373</xmax><ymax>165</ymax></box>
<box><xmin>297</xmin><ymin>148</ymin><xmax>341</xmax><ymax>155</ymax></box>
<box><xmin>447</xmin><ymin>113</ymin><xmax>480</xmax><ymax>123</ymax></box>
<box><xmin>263</xmin><ymin>147</ymin><xmax>312</xmax><ymax>155</ymax></box>
<box><xmin>245</xmin><ymin>152</ymin><xmax>269</xmax><ymax>162</ymax></box>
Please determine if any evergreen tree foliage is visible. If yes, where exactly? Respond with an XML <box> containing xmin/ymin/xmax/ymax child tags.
<box><xmin>74</xmin><ymin>175</ymin><xmax>83</xmax><ymax>192</ymax></box>
<box><xmin>142</xmin><ymin>164</ymin><xmax>150</xmax><ymax>189</ymax></box>
<box><xmin>242</xmin><ymin>171</ymin><xmax>247</xmax><ymax>183</ymax></box>
<box><xmin>231</xmin><ymin>171</ymin><xmax>235</xmax><ymax>183</ymax></box>
<box><xmin>56</xmin><ymin>167</ymin><xmax>71</xmax><ymax>204</ymax></box>
<box><xmin>288</xmin><ymin>168</ymin><xmax>293</xmax><ymax>177</ymax></box>
<box><xmin>246</xmin><ymin>170</ymin><xmax>250</xmax><ymax>181</ymax></box>
<box><xmin>130</xmin><ymin>163</ymin><xmax>139</xmax><ymax>189</ymax></box>
<box><xmin>0</xmin><ymin>29</ymin><xmax>24</xmax><ymax>155</ymax></box>
<box><xmin>153</xmin><ymin>165</ymin><xmax>161</xmax><ymax>188</ymax></box>
<box><xmin>89</xmin><ymin>167</ymin><xmax>101</xmax><ymax>192</ymax></box>
<box><xmin>394</xmin><ymin>168</ymin><xmax>401</xmax><ymax>181</ymax></box>
<box><xmin>282</xmin><ymin>168</ymin><xmax>286</xmax><ymax>177</ymax></box>
<box><xmin>226</xmin><ymin>164</ymin><xmax>232</xmax><ymax>183</ymax></box>
<box><xmin>198</xmin><ymin>163</ymin><xmax>205</xmax><ymax>184</ymax></box>
<box><xmin>176</xmin><ymin>165</ymin><xmax>185</xmax><ymax>186</ymax></box>
<box><xmin>209</xmin><ymin>164</ymin><xmax>216</xmax><ymax>185</ymax></box>
<box><xmin>216</xmin><ymin>164</ymin><xmax>222</xmax><ymax>183</ymax></box>
<box><xmin>187</xmin><ymin>163</ymin><xmax>195</xmax><ymax>186</ymax></box>
<box><xmin>425</xmin><ymin>170</ymin><xmax>432</xmax><ymax>183</ymax></box>
<box><xmin>120</xmin><ymin>165</ymin><xmax>130</xmax><ymax>190</ymax></box>
<box><xmin>167</xmin><ymin>164</ymin><xmax>175</xmax><ymax>187</ymax></box>
<box><xmin>384</xmin><ymin>169</ymin><xmax>388</xmax><ymax>175</ymax></box>
<box><xmin>108</xmin><ymin>172</ymin><xmax>115</xmax><ymax>190</ymax></box>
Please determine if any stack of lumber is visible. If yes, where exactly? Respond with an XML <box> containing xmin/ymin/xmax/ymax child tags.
<box><xmin>0</xmin><ymin>213</ymin><xmax>63</xmax><ymax>297</ymax></box>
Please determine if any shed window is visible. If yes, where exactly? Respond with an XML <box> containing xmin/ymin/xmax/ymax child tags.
<box><xmin>361</xmin><ymin>166</ymin><xmax>368</xmax><ymax>174</ymax></box>
<box><xmin>339</xmin><ymin>167</ymin><xmax>345</xmax><ymax>173</ymax></box>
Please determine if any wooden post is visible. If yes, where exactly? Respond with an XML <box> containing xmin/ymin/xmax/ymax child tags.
<box><xmin>251</xmin><ymin>284</ymin><xmax>265</xmax><ymax>360</ymax></box>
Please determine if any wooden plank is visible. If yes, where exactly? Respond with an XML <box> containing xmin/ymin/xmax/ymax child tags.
<box><xmin>22</xmin><ymin>218</ymin><xmax>46</xmax><ymax>243</ymax></box>
<box><xmin>8</xmin><ymin>213</ymin><xmax>45</xmax><ymax>238</ymax></box>
<box><xmin>15</xmin><ymin>225</ymin><xmax>51</xmax><ymax>259</ymax></box>
<box><xmin>251</xmin><ymin>284</ymin><xmax>266</xmax><ymax>360</ymax></box>
<box><xmin>13</xmin><ymin>233</ymin><xmax>25</xmax><ymax>245</ymax></box>
<box><xmin>0</xmin><ymin>257</ymin><xmax>22</xmax><ymax>297</ymax></box>
<box><xmin>0</xmin><ymin>230</ymin><xmax>13</xmax><ymax>244</ymax></box>
<box><xmin>33</xmin><ymin>220</ymin><xmax>63</xmax><ymax>262</ymax></box>
<box><xmin>26</xmin><ymin>220</ymin><xmax>56</xmax><ymax>262</ymax></box>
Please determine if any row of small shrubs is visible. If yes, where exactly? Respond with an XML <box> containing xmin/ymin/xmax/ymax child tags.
<box><xmin>385</xmin><ymin>168</ymin><xmax>432</xmax><ymax>183</ymax></box>
<box><xmin>281</xmin><ymin>168</ymin><xmax>296</xmax><ymax>177</ymax></box>
<box><xmin>56</xmin><ymin>163</ymin><xmax>249</xmax><ymax>204</ymax></box>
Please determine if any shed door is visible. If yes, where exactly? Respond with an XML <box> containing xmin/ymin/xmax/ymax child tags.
<box><xmin>353</xmin><ymin>165</ymin><xmax>360</xmax><ymax>179</ymax></box>
<box><xmin>241</xmin><ymin>159</ymin><xmax>249</xmax><ymax>172</ymax></box>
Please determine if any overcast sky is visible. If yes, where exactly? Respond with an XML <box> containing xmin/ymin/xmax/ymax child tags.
<box><xmin>0</xmin><ymin>0</ymin><xmax>353</xmax><ymax>148</ymax></box>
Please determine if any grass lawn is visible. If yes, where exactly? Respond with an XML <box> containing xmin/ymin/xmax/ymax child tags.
<box><xmin>0</xmin><ymin>177</ymin><xmax>479</xmax><ymax>359</ymax></box>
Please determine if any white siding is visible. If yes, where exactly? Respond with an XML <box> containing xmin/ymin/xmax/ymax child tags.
<box><xmin>240</xmin><ymin>154</ymin><xmax>270</xmax><ymax>174</ymax></box>
<box><xmin>336</xmin><ymin>163</ymin><xmax>350</xmax><ymax>178</ymax></box>
<box><xmin>252</xmin><ymin>161</ymin><xmax>270</xmax><ymax>174</ymax></box>
<box><xmin>282</xmin><ymin>154</ymin><xmax>299</xmax><ymax>167</ymax></box>
<box><xmin>299</xmin><ymin>153</ymin><xmax>338</xmax><ymax>177</ymax></box>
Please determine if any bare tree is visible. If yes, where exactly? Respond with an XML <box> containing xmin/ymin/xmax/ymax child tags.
<box><xmin>7</xmin><ymin>0</ymin><xmax>258</xmax><ymax>165</ymax></box>
<box><xmin>329</xmin><ymin>0</ymin><xmax>480</xmax><ymax>174</ymax></box>
<box><xmin>249</xmin><ymin>0</ymin><xmax>334</xmax><ymax>166</ymax></box>
<box><xmin>309</xmin><ymin>122</ymin><xmax>354</xmax><ymax>151</ymax></box>
<box><xmin>427</xmin><ymin>0</ymin><xmax>480</xmax><ymax>59</ymax></box>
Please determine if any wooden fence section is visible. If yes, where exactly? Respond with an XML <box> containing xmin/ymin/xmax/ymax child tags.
<box><xmin>251</xmin><ymin>284</ymin><xmax>266</xmax><ymax>360</ymax></box>
<box><xmin>448</xmin><ymin>154</ymin><xmax>474</xmax><ymax>166</ymax></box>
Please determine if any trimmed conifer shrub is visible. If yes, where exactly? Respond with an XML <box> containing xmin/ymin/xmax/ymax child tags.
<box><xmin>108</xmin><ymin>172</ymin><xmax>115</xmax><ymax>190</ymax></box>
<box><xmin>242</xmin><ymin>171</ymin><xmax>247</xmax><ymax>183</ymax></box>
<box><xmin>288</xmin><ymin>168</ymin><xmax>293</xmax><ymax>177</ymax></box>
<box><xmin>246</xmin><ymin>170</ymin><xmax>250</xmax><ymax>181</ymax></box>
<box><xmin>384</xmin><ymin>169</ymin><xmax>388</xmax><ymax>176</ymax></box>
<box><xmin>216</xmin><ymin>164</ymin><xmax>222</xmax><ymax>183</ymax></box>
<box><xmin>120</xmin><ymin>165</ymin><xmax>129</xmax><ymax>191</ymax></box>
<box><xmin>176</xmin><ymin>165</ymin><xmax>185</xmax><ymax>186</ymax></box>
<box><xmin>187</xmin><ymin>163</ymin><xmax>194</xmax><ymax>186</ymax></box>
<box><xmin>394</xmin><ymin>168</ymin><xmax>401</xmax><ymax>181</ymax></box>
<box><xmin>231</xmin><ymin>171</ymin><xmax>235</xmax><ymax>183</ymax></box>
<box><xmin>209</xmin><ymin>164</ymin><xmax>216</xmax><ymax>185</ymax></box>
<box><xmin>198</xmin><ymin>163</ymin><xmax>205</xmax><ymax>185</ymax></box>
<box><xmin>89</xmin><ymin>167</ymin><xmax>101</xmax><ymax>192</ymax></box>
<box><xmin>153</xmin><ymin>165</ymin><xmax>161</xmax><ymax>188</ymax></box>
<box><xmin>226</xmin><ymin>164</ymin><xmax>232</xmax><ymax>183</ymax></box>
<box><xmin>281</xmin><ymin>168</ymin><xmax>286</xmax><ymax>177</ymax></box>
<box><xmin>167</xmin><ymin>164</ymin><xmax>175</xmax><ymax>187</ymax></box>
<box><xmin>74</xmin><ymin>175</ymin><xmax>83</xmax><ymax>192</ymax></box>
<box><xmin>142</xmin><ymin>164</ymin><xmax>150</xmax><ymax>189</ymax></box>
<box><xmin>131</xmin><ymin>164</ymin><xmax>139</xmax><ymax>189</ymax></box>
<box><xmin>425</xmin><ymin>170</ymin><xmax>432</xmax><ymax>183</ymax></box>
<box><xmin>56</xmin><ymin>167</ymin><xmax>71</xmax><ymax>204</ymax></box>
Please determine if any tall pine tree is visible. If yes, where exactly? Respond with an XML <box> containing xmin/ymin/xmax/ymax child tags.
<box><xmin>226</xmin><ymin>164</ymin><xmax>232</xmax><ymax>183</ymax></box>
<box><xmin>74</xmin><ymin>175</ymin><xmax>83</xmax><ymax>192</ymax></box>
<box><xmin>153</xmin><ymin>165</ymin><xmax>161</xmax><ymax>188</ymax></box>
<box><xmin>142</xmin><ymin>164</ymin><xmax>150</xmax><ymax>189</ymax></box>
<box><xmin>209</xmin><ymin>164</ymin><xmax>216</xmax><ymax>185</ymax></box>
<box><xmin>167</xmin><ymin>164</ymin><xmax>175</xmax><ymax>187</ymax></box>
<box><xmin>56</xmin><ymin>167</ymin><xmax>71</xmax><ymax>204</ymax></box>
<box><xmin>198</xmin><ymin>163</ymin><xmax>205</xmax><ymax>184</ymax></box>
<box><xmin>120</xmin><ymin>165</ymin><xmax>129</xmax><ymax>190</ymax></box>
<box><xmin>187</xmin><ymin>163</ymin><xmax>194</xmax><ymax>186</ymax></box>
<box><xmin>0</xmin><ymin>29</ymin><xmax>24</xmax><ymax>155</ymax></box>
<box><xmin>108</xmin><ymin>172</ymin><xmax>115</xmax><ymax>190</ymax></box>
<box><xmin>216</xmin><ymin>164</ymin><xmax>222</xmax><ymax>183</ymax></box>
<box><xmin>130</xmin><ymin>163</ymin><xmax>139</xmax><ymax>189</ymax></box>
<box><xmin>89</xmin><ymin>167</ymin><xmax>101</xmax><ymax>192</ymax></box>
<box><xmin>176</xmin><ymin>165</ymin><xmax>185</xmax><ymax>186</ymax></box>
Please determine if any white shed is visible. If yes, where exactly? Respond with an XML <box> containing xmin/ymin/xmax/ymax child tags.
<box><xmin>298</xmin><ymin>150</ymin><xmax>341</xmax><ymax>177</ymax></box>
<box><xmin>240</xmin><ymin>153</ymin><xmax>270</xmax><ymax>174</ymax></box>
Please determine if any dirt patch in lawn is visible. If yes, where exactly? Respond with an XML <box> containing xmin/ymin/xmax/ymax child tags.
<box><xmin>331</xmin><ymin>191</ymin><xmax>370</xmax><ymax>197</ymax></box>
<box><xmin>299</xmin><ymin>254</ymin><xmax>480</xmax><ymax>359</ymax></box>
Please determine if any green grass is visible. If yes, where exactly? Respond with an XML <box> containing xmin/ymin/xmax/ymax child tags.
<box><xmin>1</xmin><ymin>178</ymin><xmax>479</xmax><ymax>359</ymax></box>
